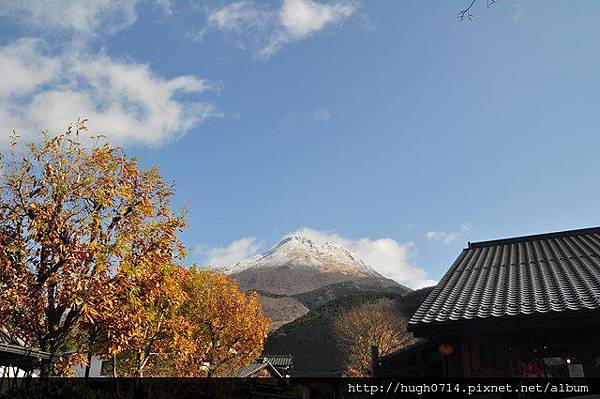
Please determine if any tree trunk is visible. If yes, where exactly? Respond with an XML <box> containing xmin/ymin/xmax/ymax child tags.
<box><xmin>39</xmin><ymin>346</ymin><xmax>57</xmax><ymax>378</ymax></box>
<box><xmin>112</xmin><ymin>355</ymin><xmax>121</xmax><ymax>399</ymax></box>
<box><xmin>38</xmin><ymin>340</ymin><xmax>49</xmax><ymax>378</ymax></box>
<box><xmin>112</xmin><ymin>354</ymin><xmax>117</xmax><ymax>379</ymax></box>
<box><xmin>134</xmin><ymin>351</ymin><xmax>144</xmax><ymax>378</ymax></box>
<box><xmin>84</xmin><ymin>347</ymin><xmax>93</xmax><ymax>379</ymax></box>
<box><xmin>85</xmin><ymin>334</ymin><xmax>95</xmax><ymax>379</ymax></box>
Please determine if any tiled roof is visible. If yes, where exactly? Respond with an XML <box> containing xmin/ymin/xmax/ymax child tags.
<box><xmin>260</xmin><ymin>355</ymin><xmax>293</xmax><ymax>367</ymax></box>
<box><xmin>409</xmin><ymin>227</ymin><xmax>600</xmax><ymax>328</ymax></box>
<box><xmin>235</xmin><ymin>362</ymin><xmax>267</xmax><ymax>377</ymax></box>
<box><xmin>235</xmin><ymin>361</ymin><xmax>282</xmax><ymax>378</ymax></box>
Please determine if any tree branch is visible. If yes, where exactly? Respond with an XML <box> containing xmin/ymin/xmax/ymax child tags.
<box><xmin>457</xmin><ymin>0</ymin><xmax>498</xmax><ymax>21</ymax></box>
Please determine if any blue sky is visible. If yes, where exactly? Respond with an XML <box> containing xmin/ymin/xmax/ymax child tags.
<box><xmin>2</xmin><ymin>1</ymin><xmax>600</xmax><ymax>288</ymax></box>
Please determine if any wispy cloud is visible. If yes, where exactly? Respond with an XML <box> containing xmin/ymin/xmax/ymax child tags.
<box><xmin>279</xmin><ymin>107</ymin><xmax>331</xmax><ymax>129</ymax></box>
<box><xmin>0</xmin><ymin>0</ymin><xmax>140</xmax><ymax>36</ymax></box>
<box><xmin>512</xmin><ymin>1</ymin><xmax>523</xmax><ymax>27</ymax></box>
<box><xmin>200</xmin><ymin>0</ymin><xmax>356</xmax><ymax>58</ymax></box>
<box><xmin>425</xmin><ymin>223</ymin><xmax>471</xmax><ymax>244</ymax></box>
<box><xmin>425</xmin><ymin>230</ymin><xmax>459</xmax><ymax>243</ymax></box>
<box><xmin>195</xmin><ymin>237</ymin><xmax>262</xmax><ymax>268</ymax></box>
<box><xmin>308</xmin><ymin>108</ymin><xmax>330</xmax><ymax>122</ymax></box>
<box><xmin>0</xmin><ymin>0</ymin><xmax>174</xmax><ymax>34</ymax></box>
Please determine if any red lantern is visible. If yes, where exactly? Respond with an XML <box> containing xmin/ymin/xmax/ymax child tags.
<box><xmin>438</xmin><ymin>343</ymin><xmax>454</xmax><ymax>356</ymax></box>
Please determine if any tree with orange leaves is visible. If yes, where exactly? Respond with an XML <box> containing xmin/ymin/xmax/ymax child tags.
<box><xmin>0</xmin><ymin>121</ymin><xmax>269</xmax><ymax>378</ymax></box>
<box><xmin>175</xmin><ymin>268</ymin><xmax>270</xmax><ymax>377</ymax></box>
<box><xmin>99</xmin><ymin>264</ymin><xmax>190</xmax><ymax>378</ymax></box>
<box><xmin>0</xmin><ymin>121</ymin><xmax>186</xmax><ymax>376</ymax></box>
<box><xmin>99</xmin><ymin>267</ymin><xmax>270</xmax><ymax>378</ymax></box>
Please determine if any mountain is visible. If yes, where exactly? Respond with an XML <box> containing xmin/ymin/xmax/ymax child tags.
<box><xmin>226</xmin><ymin>236</ymin><xmax>406</xmax><ymax>296</ymax></box>
<box><xmin>263</xmin><ymin>286</ymin><xmax>436</xmax><ymax>376</ymax></box>
<box><xmin>220</xmin><ymin>235</ymin><xmax>429</xmax><ymax>375</ymax></box>
<box><xmin>265</xmin><ymin>287</ymin><xmax>397</xmax><ymax>376</ymax></box>
<box><xmin>257</xmin><ymin>281</ymin><xmax>411</xmax><ymax>330</ymax></box>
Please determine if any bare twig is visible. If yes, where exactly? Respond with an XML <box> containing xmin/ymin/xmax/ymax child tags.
<box><xmin>457</xmin><ymin>0</ymin><xmax>498</xmax><ymax>21</ymax></box>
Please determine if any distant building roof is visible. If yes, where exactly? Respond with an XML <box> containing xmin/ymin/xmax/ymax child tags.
<box><xmin>0</xmin><ymin>343</ymin><xmax>56</xmax><ymax>372</ymax></box>
<box><xmin>235</xmin><ymin>360</ymin><xmax>283</xmax><ymax>378</ymax></box>
<box><xmin>379</xmin><ymin>339</ymin><xmax>428</xmax><ymax>362</ymax></box>
<box><xmin>0</xmin><ymin>343</ymin><xmax>52</xmax><ymax>361</ymax></box>
<box><xmin>259</xmin><ymin>355</ymin><xmax>293</xmax><ymax>368</ymax></box>
<box><xmin>410</xmin><ymin>226</ymin><xmax>600</xmax><ymax>330</ymax></box>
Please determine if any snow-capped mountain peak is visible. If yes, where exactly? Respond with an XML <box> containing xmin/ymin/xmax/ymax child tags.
<box><xmin>223</xmin><ymin>235</ymin><xmax>380</xmax><ymax>277</ymax></box>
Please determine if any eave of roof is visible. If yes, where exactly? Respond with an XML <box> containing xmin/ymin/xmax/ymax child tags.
<box><xmin>379</xmin><ymin>338</ymin><xmax>430</xmax><ymax>362</ymax></box>
<box><xmin>0</xmin><ymin>343</ymin><xmax>52</xmax><ymax>360</ymax></box>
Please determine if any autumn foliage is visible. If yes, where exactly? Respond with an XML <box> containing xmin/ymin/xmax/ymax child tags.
<box><xmin>107</xmin><ymin>268</ymin><xmax>269</xmax><ymax>377</ymax></box>
<box><xmin>0</xmin><ymin>122</ymin><xmax>268</xmax><ymax>377</ymax></box>
<box><xmin>175</xmin><ymin>269</ymin><xmax>269</xmax><ymax>377</ymax></box>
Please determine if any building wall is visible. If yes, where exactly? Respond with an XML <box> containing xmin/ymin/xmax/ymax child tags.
<box><xmin>454</xmin><ymin>330</ymin><xmax>600</xmax><ymax>377</ymax></box>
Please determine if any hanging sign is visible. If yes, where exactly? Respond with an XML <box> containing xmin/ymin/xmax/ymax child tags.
<box><xmin>568</xmin><ymin>364</ymin><xmax>585</xmax><ymax>378</ymax></box>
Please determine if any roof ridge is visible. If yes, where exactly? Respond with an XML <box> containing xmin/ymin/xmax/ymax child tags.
<box><xmin>468</xmin><ymin>226</ymin><xmax>600</xmax><ymax>249</ymax></box>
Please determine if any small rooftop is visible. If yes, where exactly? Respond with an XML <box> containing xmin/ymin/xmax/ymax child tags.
<box><xmin>235</xmin><ymin>360</ymin><xmax>283</xmax><ymax>378</ymax></box>
<box><xmin>258</xmin><ymin>355</ymin><xmax>293</xmax><ymax>367</ymax></box>
<box><xmin>0</xmin><ymin>343</ymin><xmax>52</xmax><ymax>360</ymax></box>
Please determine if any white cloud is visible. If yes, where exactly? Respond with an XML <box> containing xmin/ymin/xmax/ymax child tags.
<box><xmin>0</xmin><ymin>0</ymin><xmax>177</xmax><ymax>36</ymax></box>
<box><xmin>0</xmin><ymin>39</ymin><xmax>220</xmax><ymax>147</ymax></box>
<box><xmin>425</xmin><ymin>223</ymin><xmax>471</xmax><ymax>243</ymax></box>
<box><xmin>308</xmin><ymin>108</ymin><xmax>330</xmax><ymax>121</ymax></box>
<box><xmin>0</xmin><ymin>0</ymin><xmax>139</xmax><ymax>35</ymax></box>
<box><xmin>425</xmin><ymin>231</ymin><xmax>459</xmax><ymax>243</ymax></box>
<box><xmin>279</xmin><ymin>0</ymin><xmax>354</xmax><ymax>38</ymax></box>
<box><xmin>289</xmin><ymin>227</ymin><xmax>436</xmax><ymax>289</ymax></box>
<box><xmin>201</xmin><ymin>237</ymin><xmax>262</xmax><ymax>268</ymax></box>
<box><xmin>202</xmin><ymin>0</ymin><xmax>356</xmax><ymax>58</ymax></box>
<box><xmin>0</xmin><ymin>39</ymin><xmax>61</xmax><ymax>96</ymax></box>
